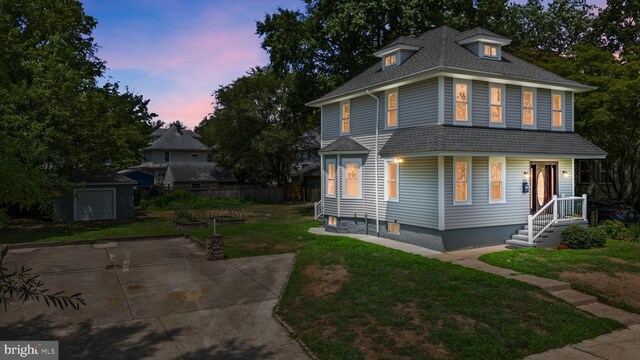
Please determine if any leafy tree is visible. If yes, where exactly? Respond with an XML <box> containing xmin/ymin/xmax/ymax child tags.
<box><xmin>594</xmin><ymin>0</ymin><xmax>640</xmax><ymax>54</ymax></box>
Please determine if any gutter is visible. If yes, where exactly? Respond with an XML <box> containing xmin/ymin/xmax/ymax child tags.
<box><xmin>365</xmin><ymin>90</ymin><xmax>380</xmax><ymax>236</ymax></box>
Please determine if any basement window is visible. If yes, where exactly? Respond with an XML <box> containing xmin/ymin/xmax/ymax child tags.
<box><xmin>388</xmin><ymin>222</ymin><xmax>400</xmax><ymax>234</ymax></box>
<box><xmin>328</xmin><ymin>216</ymin><xmax>337</xmax><ymax>227</ymax></box>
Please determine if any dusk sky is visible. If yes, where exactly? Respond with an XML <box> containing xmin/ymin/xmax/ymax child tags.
<box><xmin>83</xmin><ymin>0</ymin><xmax>606</xmax><ymax>129</ymax></box>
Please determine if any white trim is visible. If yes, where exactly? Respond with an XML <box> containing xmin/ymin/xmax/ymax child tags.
<box><xmin>438</xmin><ymin>77</ymin><xmax>445</xmax><ymax>124</ymax></box>
<box><xmin>341</xmin><ymin>158</ymin><xmax>362</xmax><ymax>199</ymax></box>
<box><xmin>551</xmin><ymin>91</ymin><xmax>565</xmax><ymax>131</ymax></box>
<box><xmin>488</xmin><ymin>157</ymin><xmax>507</xmax><ymax>204</ymax></box>
<box><xmin>373</xmin><ymin>44</ymin><xmax>421</xmax><ymax>57</ymax></box>
<box><xmin>521</xmin><ymin>87</ymin><xmax>537</xmax><ymax>129</ymax></box>
<box><xmin>438</xmin><ymin>156</ymin><xmax>445</xmax><ymax>230</ymax></box>
<box><xmin>453</xmin><ymin>79</ymin><xmax>472</xmax><ymax>125</ymax></box>
<box><xmin>385</xmin><ymin>151</ymin><xmax>606</xmax><ymax>160</ymax></box>
<box><xmin>571</xmin><ymin>158</ymin><xmax>575</xmax><ymax>196</ymax></box>
<box><xmin>489</xmin><ymin>83</ymin><xmax>506</xmax><ymax>127</ymax></box>
<box><xmin>384</xmin><ymin>159</ymin><xmax>399</xmax><ymax>202</ymax></box>
<box><xmin>320</xmin><ymin>154</ymin><xmax>325</xmax><ymax>213</ymax></box>
<box><xmin>453</xmin><ymin>156</ymin><xmax>472</xmax><ymax>205</ymax></box>
<box><xmin>385</xmin><ymin>88</ymin><xmax>399</xmax><ymax>129</ymax></box>
<box><xmin>337</xmin><ymin>154</ymin><xmax>341</xmax><ymax>217</ymax></box>
<box><xmin>457</xmin><ymin>35</ymin><xmax>511</xmax><ymax>46</ymax></box>
<box><xmin>570</xmin><ymin>92</ymin><xmax>575</xmax><ymax>132</ymax></box>
<box><xmin>383</xmin><ymin>52</ymin><xmax>399</xmax><ymax>69</ymax></box>
<box><xmin>325</xmin><ymin>159</ymin><xmax>336</xmax><ymax>198</ymax></box>
<box><xmin>480</xmin><ymin>43</ymin><xmax>501</xmax><ymax>60</ymax></box>
<box><xmin>73</xmin><ymin>187</ymin><xmax>116</xmax><ymax>221</ymax></box>
<box><xmin>340</xmin><ymin>100</ymin><xmax>350</xmax><ymax>135</ymax></box>
<box><xmin>319</xmin><ymin>150</ymin><xmax>369</xmax><ymax>156</ymax></box>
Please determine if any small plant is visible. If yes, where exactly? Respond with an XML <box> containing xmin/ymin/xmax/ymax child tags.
<box><xmin>174</xmin><ymin>208</ymin><xmax>200</xmax><ymax>223</ymax></box>
<box><xmin>626</xmin><ymin>224</ymin><xmax>640</xmax><ymax>242</ymax></box>
<box><xmin>557</xmin><ymin>243</ymin><xmax>568</xmax><ymax>250</ymax></box>
<box><xmin>598</xmin><ymin>220</ymin><xmax>625</xmax><ymax>241</ymax></box>
<box><xmin>560</xmin><ymin>224</ymin><xmax>601</xmax><ymax>249</ymax></box>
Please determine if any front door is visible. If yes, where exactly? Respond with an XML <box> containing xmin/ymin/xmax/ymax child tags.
<box><xmin>530</xmin><ymin>162</ymin><xmax>558</xmax><ymax>213</ymax></box>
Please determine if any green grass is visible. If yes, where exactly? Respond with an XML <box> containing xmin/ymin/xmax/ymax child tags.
<box><xmin>140</xmin><ymin>189</ymin><xmax>248</xmax><ymax>210</ymax></box>
<box><xmin>479</xmin><ymin>241</ymin><xmax>640</xmax><ymax>314</ymax></box>
<box><xmin>2</xmin><ymin>204</ymin><xmax>624</xmax><ymax>359</ymax></box>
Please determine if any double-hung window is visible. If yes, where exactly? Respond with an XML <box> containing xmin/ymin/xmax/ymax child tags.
<box><xmin>454</xmin><ymin>157</ymin><xmax>472</xmax><ymax>205</ymax></box>
<box><xmin>522</xmin><ymin>88</ymin><xmax>535</xmax><ymax>127</ymax></box>
<box><xmin>385</xmin><ymin>160</ymin><xmax>399</xmax><ymax>201</ymax></box>
<box><xmin>385</xmin><ymin>53</ymin><xmax>398</xmax><ymax>67</ymax></box>
<box><xmin>483</xmin><ymin>44</ymin><xmax>498</xmax><ymax>58</ymax></box>
<box><xmin>490</xmin><ymin>84</ymin><xmax>504</xmax><ymax>125</ymax></box>
<box><xmin>326</xmin><ymin>160</ymin><xmax>336</xmax><ymax>197</ymax></box>
<box><xmin>341</xmin><ymin>101</ymin><xmax>350</xmax><ymax>134</ymax></box>
<box><xmin>489</xmin><ymin>157</ymin><xmax>506</xmax><ymax>203</ymax></box>
<box><xmin>386</xmin><ymin>90</ymin><xmax>398</xmax><ymax>128</ymax></box>
<box><xmin>342</xmin><ymin>159</ymin><xmax>362</xmax><ymax>198</ymax></box>
<box><xmin>552</xmin><ymin>92</ymin><xmax>564</xmax><ymax>129</ymax></box>
<box><xmin>454</xmin><ymin>80</ymin><xmax>470</xmax><ymax>123</ymax></box>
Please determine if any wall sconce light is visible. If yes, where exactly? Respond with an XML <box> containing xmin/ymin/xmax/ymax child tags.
<box><xmin>393</xmin><ymin>157</ymin><xmax>404</xmax><ymax>163</ymax></box>
<box><xmin>522</xmin><ymin>170</ymin><xmax>529</xmax><ymax>179</ymax></box>
<box><xmin>562</xmin><ymin>170</ymin><xmax>569</xmax><ymax>178</ymax></box>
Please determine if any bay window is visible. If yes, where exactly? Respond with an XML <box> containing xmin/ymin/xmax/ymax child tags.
<box><xmin>342</xmin><ymin>159</ymin><xmax>362</xmax><ymax>198</ymax></box>
<box><xmin>326</xmin><ymin>160</ymin><xmax>336</xmax><ymax>197</ymax></box>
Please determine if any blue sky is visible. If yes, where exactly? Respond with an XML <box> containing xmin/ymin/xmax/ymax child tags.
<box><xmin>82</xmin><ymin>0</ymin><xmax>605</xmax><ymax>129</ymax></box>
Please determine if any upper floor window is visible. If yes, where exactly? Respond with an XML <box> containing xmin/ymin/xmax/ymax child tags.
<box><xmin>454</xmin><ymin>157</ymin><xmax>471</xmax><ymax>205</ymax></box>
<box><xmin>341</xmin><ymin>101</ymin><xmax>350</xmax><ymax>134</ymax></box>
<box><xmin>489</xmin><ymin>157</ymin><xmax>506</xmax><ymax>203</ymax></box>
<box><xmin>552</xmin><ymin>92</ymin><xmax>564</xmax><ymax>128</ymax></box>
<box><xmin>342</xmin><ymin>159</ymin><xmax>362</xmax><ymax>198</ymax></box>
<box><xmin>490</xmin><ymin>84</ymin><xmax>504</xmax><ymax>125</ymax></box>
<box><xmin>326</xmin><ymin>160</ymin><xmax>336</xmax><ymax>197</ymax></box>
<box><xmin>454</xmin><ymin>81</ymin><xmax>469</xmax><ymax>123</ymax></box>
<box><xmin>385</xmin><ymin>53</ymin><xmax>398</xmax><ymax>67</ymax></box>
<box><xmin>385</xmin><ymin>160</ymin><xmax>399</xmax><ymax>201</ymax></box>
<box><xmin>522</xmin><ymin>88</ymin><xmax>535</xmax><ymax>127</ymax></box>
<box><xmin>164</xmin><ymin>151</ymin><xmax>170</xmax><ymax>161</ymax></box>
<box><xmin>483</xmin><ymin>44</ymin><xmax>498</xmax><ymax>58</ymax></box>
<box><xmin>386</xmin><ymin>90</ymin><xmax>398</xmax><ymax>128</ymax></box>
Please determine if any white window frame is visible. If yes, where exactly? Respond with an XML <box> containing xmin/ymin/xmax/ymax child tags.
<box><xmin>488</xmin><ymin>157</ymin><xmax>507</xmax><ymax>204</ymax></box>
<box><xmin>340</xmin><ymin>100</ymin><xmax>350</xmax><ymax>135</ymax></box>
<box><xmin>385</xmin><ymin>88</ymin><xmax>399</xmax><ymax>129</ymax></box>
<box><xmin>551</xmin><ymin>91</ymin><xmax>565</xmax><ymax>131</ymax></box>
<box><xmin>453</xmin><ymin>79</ymin><xmax>472</xmax><ymax>125</ymax></box>
<box><xmin>384</xmin><ymin>159</ymin><xmax>400</xmax><ymax>202</ymax></box>
<box><xmin>388</xmin><ymin>222</ymin><xmax>400</xmax><ymax>234</ymax></box>
<box><xmin>325</xmin><ymin>159</ymin><xmax>336</xmax><ymax>198</ymax></box>
<box><xmin>341</xmin><ymin>158</ymin><xmax>362</xmax><ymax>199</ymax></box>
<box><xmin>480</xmin><ymin>42</ymin><xmax>500</xmax><ymax>59</ymax></box>
<box><xmin>489</xmin><ymin>83</ymin><xmax>505</xmax><ymax>127</ymax></box>
<box><xmin>384</xmin><ymin>52</ymin><xmax>398</xmax><ymax>68</ymax></box>
<box><xmin>453</xmin><ymin>156</ymin><xmax>472</xmax><ymax>205</ymax></box>
<box><xmin>521</xmin><ymin>87</ymin><xmax>537</xmax><ymax>129</ymax></box>
<box><xmin>327</xmin><ymin>216</ymin><xmax>337</xmax><ymax>227</ymax></box>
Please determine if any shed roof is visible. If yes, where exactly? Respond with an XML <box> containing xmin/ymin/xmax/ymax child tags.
<box><xmin>70</xmin><ymin>169</ymin><xmax>137</xmax><ymax>185</ymax></box>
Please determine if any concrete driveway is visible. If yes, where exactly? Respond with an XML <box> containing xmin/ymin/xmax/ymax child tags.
<box><xmin>0</xmin><ymin>238</ymin><xmax>308</xmax><ymax>359</ymax></box>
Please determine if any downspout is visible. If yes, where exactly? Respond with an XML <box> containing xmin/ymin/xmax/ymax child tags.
<box><xmin>366</xmin><ymin>90</ymin><xmax>380</xmax><ymax>236</ymax></box>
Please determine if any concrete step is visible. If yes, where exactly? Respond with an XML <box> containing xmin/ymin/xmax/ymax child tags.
<box><xmin>551</xmin><ymin>289</ymin><xmax>598</xmax><ymax>306</ymax></box>
<box><xmin>518</xmin><ymin>230</ymin><xmax>528</xmax><ymax>236</ymax></box>
<box><xmin>506</xmin><ymin>239</ymin><xmax>536</xmax><ymax>248</ymax></box>
<box><xmin>509</xmin><ymin>274</ymin><xmax>571</xmax><ymax>291</ymax></box>
<box><xmin>511</xmin><ymin>234</ymin><xmax>530</xmax><ymax>241</ymax></box>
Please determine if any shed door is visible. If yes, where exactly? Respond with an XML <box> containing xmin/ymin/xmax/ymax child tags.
<box><xmin>74</xmin><ymin>189</ymin><xmax>115</xmax><ymax>221</ymax></box>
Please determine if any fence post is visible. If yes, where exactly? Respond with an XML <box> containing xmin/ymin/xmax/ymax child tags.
<box><xmin>552</xmin><ymin>195</ymin><xmax>558</xmax><ymax>222</ymax></box>
<box><xmin>528</xmin><ymin>215</ymin><xmax>533</xmax><ymax>243</ymax></box>
<box><xmin>582</xmin><ymin>193</ymin><xmax>588</xmax><ymax>221</ymax></box>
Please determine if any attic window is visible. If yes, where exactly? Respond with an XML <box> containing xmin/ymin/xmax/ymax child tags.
<box><xmin>384</xmin><ymin>53</ymin><xmax>398</xmax><ymax>67</ymax></box>
<box><xmin>483</xmin><ymin>44</ymin><xmax>498</xmax><ymax>58</ymax></box>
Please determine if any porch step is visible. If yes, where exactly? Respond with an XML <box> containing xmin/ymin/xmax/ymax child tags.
<box><xmin>511</xmin><ymin>234</ymin><xmax>530</xmax><ymax>241</ymax></box>
<box><xmin>518</xmin><ymin>230</ymin><xmax>528</xmax><ymax>236</ymax></box>
<box><xmin>505</xmin><ymin>239</ymin><xmax>536</xmax><ymax>248</ymax></box>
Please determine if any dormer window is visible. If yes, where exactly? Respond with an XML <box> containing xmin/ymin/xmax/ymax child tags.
<box><xmin>385</xmin><ymin>53</ymin><xmax>398</xmax><ymax>67</ymax></box>
<box><xmin>483</xmin><ymin>44</ymin><xmax>498</xmax><ymax>58</ymax></box>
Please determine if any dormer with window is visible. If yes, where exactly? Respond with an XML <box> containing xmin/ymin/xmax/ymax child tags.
<box><xmin>457</xmin><ymin>29</ymin><xmax>511</xmax><ymax>61</ymax></box>
<box><xmin>374</xmin><ymin>43</ymin><xmax>421</xmax><ymax>70</ymax></box>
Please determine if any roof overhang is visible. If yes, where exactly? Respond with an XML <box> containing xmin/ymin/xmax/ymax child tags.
<box><xmin>457</xmin><ymin>35</ymin><xmax>511</xmax><ymax>46</ymax></box>
<box><xmin>373</xmin><ymin>44</ymin><xmax>422</xmax><ymax>57</ymax></box>
<box><xmin>379</xmin><ymin>151</ymin><xmax>607</xmax><ymax>160</ymax></box>
<box><xmin>318</xmin><ymin>150</ymin><xmax>370</xmax><ymax>156</ymax></box>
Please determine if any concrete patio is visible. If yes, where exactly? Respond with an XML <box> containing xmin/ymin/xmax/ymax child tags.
<box><xmin>0</xmin><ymin>238</ymin><xmax>308</xmax><ymax>359</ymax></box>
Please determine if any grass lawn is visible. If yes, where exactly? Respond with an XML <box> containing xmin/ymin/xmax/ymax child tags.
<box><xmin>2</xmin><ymin>204</ymin><xmax>624</xmax><ymax>359</ymax></box>
<box><xmin>479</xmin><ymin>241</ymin><xmax>640</xmax><ymax>316</ymax></box>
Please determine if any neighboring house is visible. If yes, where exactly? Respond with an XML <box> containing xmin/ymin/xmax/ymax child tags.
<box><xmin>163</xmin><ymin>162</ymin><xmax>236</xmax><ymax>188</ymax></box>
<box><xmin>54</xmin><ymin>170</ymin><xmax>136</xmax><ymax>222</ymax></box>
<box><xmin>134</xmin><ymin>125</ymin><xmax>209</xmax><ymax>184</ymax></box>
<box><xmin>118</xmin><ymin>169</ymin><xmax>154</xmax><ymax>189</ymax></box>
<box><xmin>309</xmin><ymin>26</ymin><xmax>606</xmax><ymax>251</ymax></box>
<box><xmin>285</xmin><ymin>129</ymin><xmax>321</xmax><ymax>202</ymax></box>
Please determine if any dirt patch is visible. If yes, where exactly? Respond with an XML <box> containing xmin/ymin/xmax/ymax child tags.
<box><xmin>243</xmin><ymin>242</ymin><xmax>268</xmax><ymax>250</ymax></box>
<box><xmin>606</xmin><ymin>257</ymin><xmax>632</xmax><ymax>265</ymax></box>
<box><xmin>302</xmin><ymin>264</ymin><xmax>350</xmax><ymax>298</ymax></box>
<box><xmin>559</xmin><ymin>271</ymin><xmax>640</xmax><ymax>309</ymax></box>
<box><xmin>451</xmin><ymin>315</ymin><xmax>481</xmax><ymax>333</ymax></box>
<box><xmin>127</xmin><ymin>284</ymin><xmax>145</xmax><ymax>292</ymax></box>
<box><xmin>393</xmin><ymin>302</ymin><xmax>421</xmax><ymax>324</ymax></box>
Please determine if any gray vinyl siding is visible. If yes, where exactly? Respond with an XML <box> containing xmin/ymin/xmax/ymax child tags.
<box><xmin>537</xmin><ymin>88</ymin><xmax>552</xmax><ymax>130</ymax></box>
<box><xmin>471</xmin><ymin>81</ymin><xmax>489</xmax><ymax>127</ymax></box>
<box><xmin>444</xmin><ymin>77</ymin><xmax>453</xmax><ymax>124</ymax></box>
<box><xmin>505</xmin><ymin>85</ymin><xmax>522</xmax><ymax>128</ymax></box>
<box><xmin>321</xmin><ymin>103</ymin><xmax>340</xmax><ymax>141</ymax></box>
<box><xmin>464</xmin><ymin>43</ymin><xmax>480</xmax><ymax>56</ymax></box>
<box><xmin>386</xmin><ymin>157</ymin><xmax>438</xmax><ymax>229</ymax></box>
<box><xmin>350</xmin><ymin>94</ymin><xmax>377</xmax><ymax>137</ymax></box>
<box><xmin>565</xmin><ymin>92</ymin><xmax>574</xmax><ymax>132</ymax></box>
<box><xmin>399</xmin><ymin>50</ymin><xmax>417</xmax><ymax>64</ymax></box>
<box><xmin>558</xmin><ymin>158</ymin><xmax>574</xmax><ymax>197</ymax></box>
<box><xmin>360</xmin><ymin>134</ymin><xmax>391</xmax><ymax>219</ymax></box>
<box><xmin>397</xmin><ymin>78</ymin><xmax>438</xmax><ymax>128</ymax></box>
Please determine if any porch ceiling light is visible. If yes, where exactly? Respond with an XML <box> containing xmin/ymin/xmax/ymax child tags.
<box><xmin>393</xmin><ymin>157</ymin><xmax>404</xmax><ymax>163</ymax></box>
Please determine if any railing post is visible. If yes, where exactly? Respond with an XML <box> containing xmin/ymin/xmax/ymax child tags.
<box><xmin>582</xmin><ymin>193</ymin><xmax>588</xmax><ymax>221</ymax></box>
<box><xmin>528</xmin><ymin>215</ymin><xmax>533</xmax><ymax>243</ymax></box>
<box><xmin>552</xmin><ymin>195</ymin><xmax>558</xmax><ymax>222</ymax></box>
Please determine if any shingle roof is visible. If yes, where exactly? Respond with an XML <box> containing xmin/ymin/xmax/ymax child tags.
<box><xmin>144</xmin><ymin>126</ymin><xmax>208</xmax><ymax>151</ymax></box>
<box><xmin>150</xmin><ymin>127</ymin><xmax>201</xmax><ymax>139</ymax></box>
<box><xmin>167</xmin><ymin>163</ymin><xmax>236</xmax><ymax>183</ymax></box>
<box><xmin>379</xmin><ymin>125</ymin><xmax>607</xmax><ymax>158</ymax></box>
<box><xmin>309</xmin><ymin>26</ymin><xmax>591</xmax><ymax>105</ymax></box>
<box><xmin>456</xmin><ymin>27</ymin><xmax>509</xmax><ymax>41</ymax></box>
<box><xmin>70</xmin><ymin>169</ymin><xmax>137</xmax><ymax>185</ymax></box>
<box><xmin>319</xmin><ymin>137</ymin><xmax>369</xmax><ymax>153</ymax></box>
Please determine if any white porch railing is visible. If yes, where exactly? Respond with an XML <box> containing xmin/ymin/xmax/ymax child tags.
<box><xmin>527</xmin><ymin>194</ymin><xmax>587</xmax><ymax>244</ymax></box>
<box><xmin>314</xmin><ymin>200</ymin><xmax>323</xmax><ymax>219</ymax></box>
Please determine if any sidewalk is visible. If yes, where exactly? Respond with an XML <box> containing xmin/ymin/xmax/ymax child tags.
<box><xmin>434</xmin><ymin>246</ymin><xmax>640</xmax><ymax>360</ymax></box>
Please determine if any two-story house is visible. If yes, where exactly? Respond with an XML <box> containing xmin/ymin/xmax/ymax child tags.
<box><xmin>309</xmin><ymin>26</ymin><xmax>606</xmax><ymax>251</ymax></box>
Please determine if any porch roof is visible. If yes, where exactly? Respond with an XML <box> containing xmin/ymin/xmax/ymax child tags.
<box><xmin>319</xmin><ymin>137</ymin><xmax>370</xmax><ymax>154</ymax></box>
<box><xmin>379</xmin><ymin>125</ymin><xmax>607</xmax><ymax>159</ymax></box>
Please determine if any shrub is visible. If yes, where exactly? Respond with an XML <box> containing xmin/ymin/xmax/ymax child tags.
<box><xmin>589</xmin><ymin>226</ymin><xmax>607</xmax><ymax>247</ymax></box>
<box><xmin>174</xmin><ymin>208</ymin><xmax>200</xmax><ymax>223</ymax></box>
<box><xmin>598</xmin><ymin>220</ymin><xmax>625</xmax><ymax>241</ymax></box>
<box><xmin>561</xmin><ymin>224</ymin><xmax>592</xmax><ymax>249</ymax></box>
<box><xmin>622</xmin><ymin>224</ymin><xmax>640</xmax><ymax>242</ymax></box>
